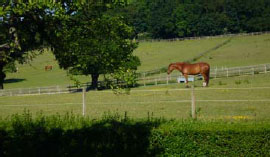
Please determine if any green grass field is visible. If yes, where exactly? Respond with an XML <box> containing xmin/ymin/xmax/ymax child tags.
<box><xmin>1</xmin><ymin>34</ymin><xmax>270</xmax><ymax>157</ymax></box>
<box><xmin>4</xmin><ymin>33</ymin><xmax>270</xmax><ymax>89</ymax></box>
<box><xmin>1</xmin><ymin>34</ymin><xmax>270</xmax><ymax>120</ymax></box>
<box><xmin>197</xmin><ymin>34</ymin><xmax>270</xmax><ymax>67</ymax></box>
<box><xmin>1</xmin><ymin>73</ymin><xmax>270</xmax><ymax>120</ymax></box>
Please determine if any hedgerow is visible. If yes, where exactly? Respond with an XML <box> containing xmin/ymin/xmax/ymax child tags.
<box><xmin>0</xmin><ymin>112</ymin><xmax>270</xmax><ymax>156</ymax></box>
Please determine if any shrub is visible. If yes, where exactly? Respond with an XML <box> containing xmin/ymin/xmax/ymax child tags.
<box><xmin>0</xmin><ymin>112</ymin><xmax>270</xmax><ymax>156</ymax></box>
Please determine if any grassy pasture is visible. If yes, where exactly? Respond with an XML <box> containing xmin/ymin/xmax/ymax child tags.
<box><xmin>197</xmin><ymin>34</ymin><xmax>270</xmax><ymax>67</ymax></box>
<box><xmin>4</xmin><ymin>51</ymin><xmax>90</xmax><ymax>89</ymax></box>
<box><xmin>134</xmin><ymin>37</ymin><xmax>229</xmax><ymax>72</ymax></box>
<box><xmin>4</xmin><ymin>33</ymin><xmax>270</xmax><ymax>89</ymax></box>
<box><xmin>1</xmin><ymin>73</ymin><xmax>270</xmax><ymax>120</ymax></box>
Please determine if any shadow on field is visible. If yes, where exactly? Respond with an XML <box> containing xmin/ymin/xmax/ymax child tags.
<box><xmin>0</xmin><ymin>115</ymin><xmax>163</xmax><ymax>156</ymax></box>
<box><xmin>4</xmin><ymin>78</ymin><xmax>26</xmax><ymax>84</ymax></box>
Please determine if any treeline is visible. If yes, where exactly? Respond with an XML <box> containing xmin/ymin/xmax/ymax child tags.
<box><xmin>112</xmin><ymin>0</ymin><xmax>270</xmax><ymax>39</ymax></box>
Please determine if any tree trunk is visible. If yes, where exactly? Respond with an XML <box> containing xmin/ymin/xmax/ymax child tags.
<box><xmin>0</xmin><ymin>65</ymin><xmax>6</xmax><ymax>89</ymax></box>
<box><xmin>91</xmin><ymin>73</ymin><xmax>99</xmax><ymax>89</ymax></box>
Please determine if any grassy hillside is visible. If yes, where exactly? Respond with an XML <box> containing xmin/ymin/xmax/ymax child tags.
<box><xmin>134</xmin><ymin>37</ymin><xmax>229</xmax><ymax>72</ymax></box>
<box><xmin>4</xmin><ymin>34</ymin><xmax>270</xmax><ymax>89</ymax></box>
<box><xmin>5</xmin><ymin>51</ymin><xmax>89</xmax><ymax>89</ymax></box>
<box><xmin>135</xmin><ymin>34</ymin><xmax>270</xmax><ymax>72</ymax></box>
<box><xmin>197</xmin><ymin>34</ymin><xmax>270</xmax><ymax>67</ymax></box>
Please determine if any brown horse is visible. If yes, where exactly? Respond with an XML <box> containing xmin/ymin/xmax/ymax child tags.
<box><xmin>45</xmin><ymin>65</ymin><xmax>53</xmax><ymax>71</ymax></box>
<box><xmin>167</xmin><ymin>62</ymin><xmax>210</xmax><ymax>87</ymax></box>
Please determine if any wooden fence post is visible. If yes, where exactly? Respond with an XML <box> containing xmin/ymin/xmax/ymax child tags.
<box><xmin>191</xmin><ymin>85</ymin><xmax>196</xmax><ymax>119</ymax></box>
<box><xmin>265</xmin><ymin>65</ymin><xmax>267</xmax><ymax>74</ymax></box>
<box><xmin>143</xmin><ymin>73</ymin><xmax>146</xmax><ymax>86</ymax></box>
<box><xmin>215</xmin><ymin>67</ymin><xmax>217</xmax><ymax>78</ymax></box>
<box><xmin>82</xmin><ymin>87</ymin><xmax>86</xmax><ymax>116</ymax></box>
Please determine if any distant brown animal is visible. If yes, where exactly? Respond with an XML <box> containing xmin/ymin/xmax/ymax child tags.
<box><xmin>167</xmin><ymin>62</ymin><xmax>210</xmax><ymax>87</ymax></box>
<box><xmin>45</xmin><ymin>65</ymin><xmax>53</xmax><ymax>71</ymax></box>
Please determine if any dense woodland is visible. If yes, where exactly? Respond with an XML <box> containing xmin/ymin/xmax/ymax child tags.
<box><xmin>114</xmin><ymin>0</ymin><xmax>270</xmax><ymax>39</ymax></box>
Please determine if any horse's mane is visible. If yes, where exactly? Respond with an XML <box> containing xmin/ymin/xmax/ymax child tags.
<box><xmin>171</xmin><ymin>62</ymin><xmax>187</xmax><ymax>66</ymax></box>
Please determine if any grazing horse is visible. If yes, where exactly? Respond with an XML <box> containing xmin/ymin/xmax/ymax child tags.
<box><xmin>45</xmin><ymin>65</ymin><xmax>53</xmax><ymax>71</ymax></box>
<box><xmin>167</xmin><ymin>62</ymin><xmax>210</xmax><ymax>87</ymax></box>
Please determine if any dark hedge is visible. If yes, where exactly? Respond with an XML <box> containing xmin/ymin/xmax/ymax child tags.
<box><xmin>0</xmin><ymin>113</ymin><xmax>270</xmax><ymax>156</ymax></box>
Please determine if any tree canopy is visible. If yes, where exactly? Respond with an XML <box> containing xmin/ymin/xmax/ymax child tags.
<box><xmin>49</xmin><ymin>4</ymin><xmax>140</xmax><ymax>89</ymax></box>
<box><xmin>0</xmin><ymin>1</ymin><xmax>140</xmax><ymax>89</ymax></box>
<box><xmin>0</xmin><ymin>2</ymin><xmax>51</xmax><ymax>89</ymax></box>
<box><xmin>114</xmin><ymin>0</ymin><xmax>270</xmax><ymax>39</ymax></box>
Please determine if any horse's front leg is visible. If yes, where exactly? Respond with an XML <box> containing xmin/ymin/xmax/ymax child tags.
<box><xmin>201</xmin><ymin>73</ymin><xmax>208</xmax><ymax>87</ymax></box>
<box><xmin>184</xmin><ymin>74</ymin><xmax>189</xmax><ymax>88</ymax></box>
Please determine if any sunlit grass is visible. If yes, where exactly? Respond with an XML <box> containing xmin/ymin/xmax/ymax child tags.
<box><xmin>4</xmin><ymin>34</ymin><xmax>270</xmax><ymax>89</ymax></box>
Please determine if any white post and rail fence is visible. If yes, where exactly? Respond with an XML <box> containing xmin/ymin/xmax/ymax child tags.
<box><xmin>0</xmin><ymin>63</ymin><xmax>269</xmax><ymax>97</ymax></box>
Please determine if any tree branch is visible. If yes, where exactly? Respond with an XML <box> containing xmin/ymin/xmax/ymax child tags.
<box><xmin>0</xmin><ymin>43</ymin><xmax>10</xmax><ymax>51</ymax></box>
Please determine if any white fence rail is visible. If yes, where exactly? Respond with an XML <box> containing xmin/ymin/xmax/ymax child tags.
<box><xmin>1</xmin><ymin>63</ymin><xmax>270</xmax><ymax>96</ymax></box>
<box><xmin>0</xmin><ymin>86</ymin><xmax>82</xmax><ymax>97</ymax></box>
<box><xmin>1</xmin><ymin>87</ymin><xmax>270</xmax><ymax>119</ymax></box>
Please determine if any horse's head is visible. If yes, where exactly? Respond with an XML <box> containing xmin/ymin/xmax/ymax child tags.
<box><xmin>167</xmin><ymin>63</ymin><xmax>175</xmax><ymax>75</ymax></box>
<box><xmin>167</xmin><ymin>62</ymin><xmax>183</xmax><ymax>75</ymax></box>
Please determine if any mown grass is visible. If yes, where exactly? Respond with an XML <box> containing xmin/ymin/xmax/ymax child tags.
<box><xmin>198</xmin><ymin>34</ymin><xmax>270</xmax><ymax>67</ymax></box>
<box><xmin>4</xmin><ymin>51</ymin><xmax>90</xmax><ymax>89</ymax></box>
<box><xmin>1</xmin><ymin>73</ymin><xmax>270</xmax><ymax>120</ymax></box>
<box><xmin>4</xmin><ymin>34</ymin><xmax>270</xmax><ymax>89</ymax></box>
<box><xmin>1</xmin><ymin>34</ymin><xmax>270</xmax><ymax>156</ymax></box>
<box><xmin>134</xmin><ymin>37</ymin><xmax>229</xmax><ymax>72</ymax></box>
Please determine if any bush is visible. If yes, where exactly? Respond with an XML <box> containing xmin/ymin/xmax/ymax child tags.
<box><xmin>0</xmin><ymin>112</ymin><xmax>270</xmax><ymax>156</ymax></box>
<box><xmin>151</xmin><ymin>121</ymin><xmax>270</xmax><ymax>156</ymax></box>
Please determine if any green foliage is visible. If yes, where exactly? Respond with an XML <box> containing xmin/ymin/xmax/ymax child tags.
<box><xmin>114</xmin><ymin>0</ymin><xmax>270</xmax><ymax>39</ymax></box>
<box><xmin>0</xmin><ymin>2</ymin><xmax>140</xmax><ymax>89</ymax></box>
<box><xmin>0</xmin><ymin>113</ymin><xmax>270</xmax><ymax>156</ymax></box>
<box><xmin>152</xmin><ymin>121</ymin><xmax>270</xmax><ymax>156</ymax></box>
<box><xmin>0</xmin><ymin>111</ymin><xmax>162</xmax><ymax>156</ymax></box>
<box><xmin>235</xmin><ymin>80</ymin><xmax>242</xmax><ymax>85</ymax></box>
<box><xmin>49</xmin><ymin>4</ymin><xmax>140</xmax><ymax>88</ymax></box>
<box><xmin>68</xmin><ymin>73</ymin><xmax>82</xmax><ymax>88</ymax></box>
<box><xmin>3</xmin><ymin>61</ymin><xmax>17</xmax><ymax>73</ymax></box>
<box><xmin>109</xmin><ymin>67</ymin><xmax>138</xmax><ymax>94</ymax></box>
<box><xmin>218</xmin><ymin>81</ymin><xmax>227</xmax><ymax>86</ymax></box>
<box><xmin>0</xmin><ymin>2</ymin><xmax>59</xmax><ymax>88</ymax></box>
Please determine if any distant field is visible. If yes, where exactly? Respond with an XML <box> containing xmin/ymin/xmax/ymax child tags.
<box><xmin>197</xmin><ymin>34</ymin><xmax>270</xmax><ymax>67</ymax></box>
<box><xmin>4</xmin><ymin>33</ymin><xmax>270</xmax><ymax>89</ymax></box>
<box><xmin>1</xmin><ymin>73</ymin><xmax>270</xmax><ymax>120</ymax></box>
<box><xmin>5</xmin><ymin>51</ymin><xmax>89</xmax><ymax>89</ymax></box>
<box><xmin>134</xmin><ymin>37</ymin><xmax>229</xmax><ymax>72</ymax></box>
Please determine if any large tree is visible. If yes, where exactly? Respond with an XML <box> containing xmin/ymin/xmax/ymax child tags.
<box><xmin>49</xmin><ymin>3</ymin><xmax>140</xmax><ymax>89</ymax></box>
<box><xmin>0</xmin><ymin>1</ymin><xmax>137</xmax><ymax>89</ymax></box>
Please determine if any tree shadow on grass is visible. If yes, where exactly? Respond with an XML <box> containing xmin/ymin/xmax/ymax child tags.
<box><xmin>0</xmin><ymin>116</ymin><xmax>164</xmax><ymax>157</ymax></box>
<box><xmin>4</xmin><ymin>78</ymin><xmax>26</xmax><ymax>84</ymax></box>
